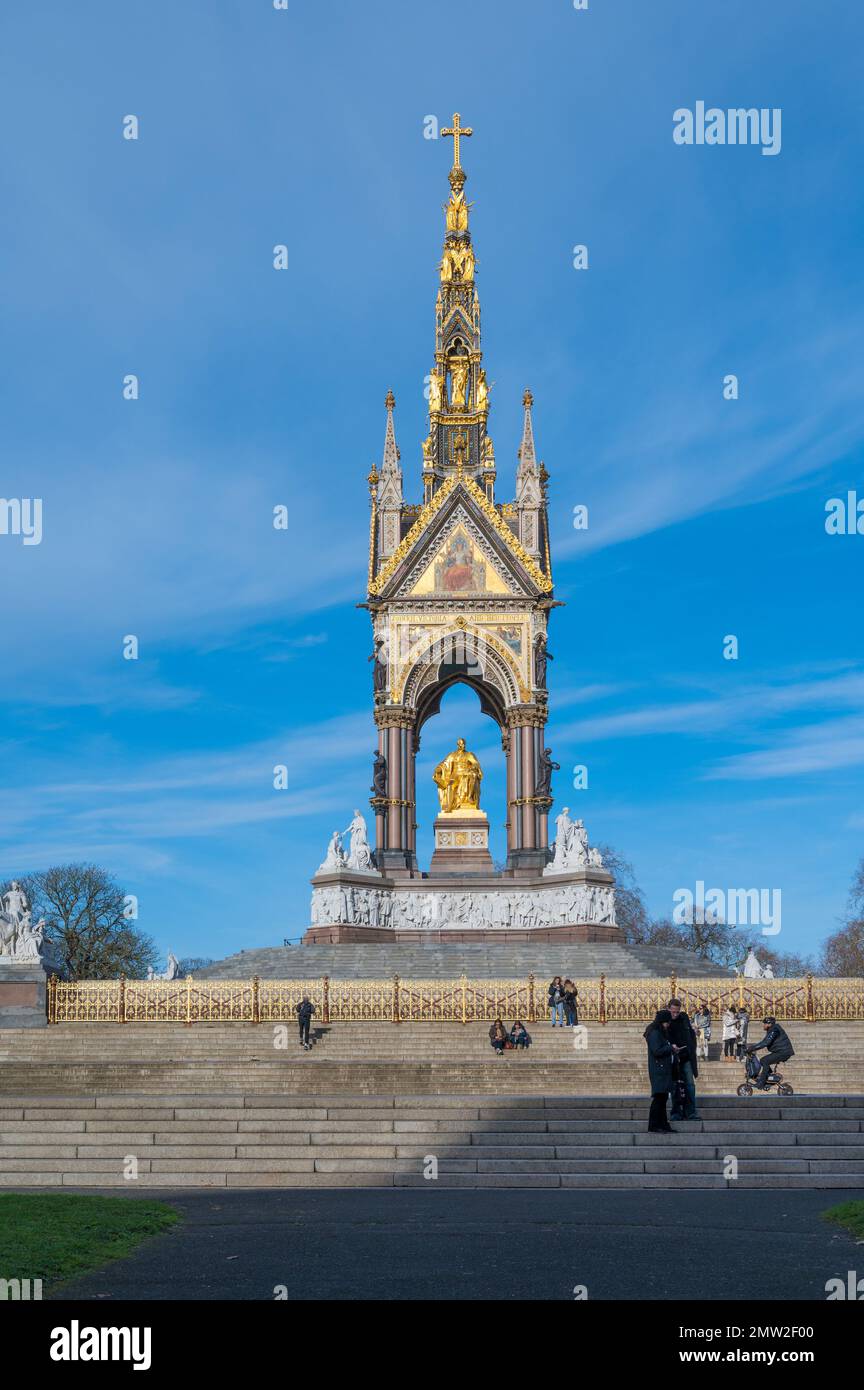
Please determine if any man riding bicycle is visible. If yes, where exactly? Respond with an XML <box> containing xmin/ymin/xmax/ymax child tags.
<box><xmin>745</xmin><ymin>1016</ymin><xmax>795</xmax><ymax>1088</ymax></box>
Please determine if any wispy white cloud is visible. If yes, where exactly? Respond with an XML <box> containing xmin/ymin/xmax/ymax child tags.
<box><xmin>561</xmin><ymin>670</ymin><xmax>864</xmax><ymax>744</ymax></box>
<box><xmin>707</xmin><ymin>716</ymin><xmax>864</xmax><ymax>782</ymax></box>
<box><xmin>552</xmin><ymin>307</ymin><xmax>864</xmax><ymax>558</ymax></box>
<box><xmin>0</xmin><ymin>712</ymin><xmax>370</xmax><ymax>867</ymax></box>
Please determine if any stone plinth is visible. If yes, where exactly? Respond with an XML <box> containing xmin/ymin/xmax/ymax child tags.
<box><xmin>306</xmin><ymin>865</ymin><xmax>622</xmax><ymax>943</ymax></box>
<box><xmin>429</xmin><ymin>813</ymin><xmax>494</xmax><ymax>876</ymax></box>
<box><xmin>0</xmin><ymin>962</ymin><xmax>50</xmax><ymax>1028</ymax></box>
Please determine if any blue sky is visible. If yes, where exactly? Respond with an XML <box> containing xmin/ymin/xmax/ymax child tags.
<box><xmin>1</xmin><ymin>1</ymin><xmax>862</xmax><ymax>964</ymax></box>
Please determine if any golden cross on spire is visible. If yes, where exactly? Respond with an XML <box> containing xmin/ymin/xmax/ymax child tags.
<box><xmin>441</xmin><ymin>112</ymin><xmax>473</xmax><ymax>169</ymax></box>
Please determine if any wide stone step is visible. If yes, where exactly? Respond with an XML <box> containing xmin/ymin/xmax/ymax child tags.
<box><xmin>1</xmin><ymin>1089</ymin><xmax>861</xmax><ymax>1189</ymax></box>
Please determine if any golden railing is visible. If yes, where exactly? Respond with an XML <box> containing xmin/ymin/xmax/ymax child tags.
<box><xmin>46</xmin><ymin>974</ymin><xmax>864</xmax><ymax>1025</ymax></box>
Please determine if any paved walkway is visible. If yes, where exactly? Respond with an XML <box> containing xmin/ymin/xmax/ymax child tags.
<box><xmin>49</xmin><ymin>1188</ymin><xmax>863</xmax><ymax>1301</ymax></box>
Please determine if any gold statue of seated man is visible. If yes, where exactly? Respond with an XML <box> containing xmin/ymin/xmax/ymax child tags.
<box><xmin>433</xmin><ymin>737</ymin><xmax>482</xmax><ymax>814</ymax></box>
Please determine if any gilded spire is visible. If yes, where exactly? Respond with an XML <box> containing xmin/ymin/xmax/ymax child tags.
<box><xmin>426</xmin><ymin>112</ymin><xmax>489</xmax><ymax>491</ymax></box>
<box><xmin>440</xmin><ymin>111</ymin><xmax>474</xmax><ymax>278</ymax></box>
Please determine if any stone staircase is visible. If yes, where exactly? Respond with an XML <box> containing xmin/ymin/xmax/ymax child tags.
<box><xmin>0</xmin><ymin>1093</ymin><xmax>862</xmax><ymax>1190</ymax></box>
<box><xmin>2</xmin><ymin>1022</ymin><xmax>863</xmax><ymax>1096</ymax></box>
<box><xmin>196</xmin><ymin>942</ymin><xmax>733</xmax><ymax>980</ymax></box>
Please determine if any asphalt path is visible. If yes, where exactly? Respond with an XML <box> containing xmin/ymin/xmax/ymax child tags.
<box><xmin>47</xmin><ymin>1187</ymin><xmax>864</xmax><ymax>1301</ymax></box>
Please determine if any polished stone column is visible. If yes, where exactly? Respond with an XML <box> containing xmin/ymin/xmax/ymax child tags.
<box><xmin>387</xmin><ymin>725</ymin><xmax>401</xmax><ymax>848</ymax></box>
<box><xmin>374</xmin><ymin>705</ymin><xmax>415</xmax><ymax>874</ymax></box>
<box><xmin>505</xmin><ymin>704</ymin><xmax>548</xmax><ymax>872</ymax></box>
<box><xmin>520</xmin><ymin>724</ymin><xmax>536</xmax><ymax>849</ymax></box>
<box><xmin>503</xmin><ymin>728</ymin><xmax>517</xmax><ymax>856</ymax></box>
<box><xmin>406</xmin><ymin>728</ymin><xmax>417</xmax><ymax>866</ymax></box>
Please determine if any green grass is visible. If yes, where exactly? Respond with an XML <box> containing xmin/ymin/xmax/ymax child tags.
<box><xmin>822</xmin><ymin>1200</ymin><xmax>864</xmax><ymax>1240</ymax></box>
<box><xmin>0</xmin><ymin>1194</ymin><xmax>180</xmax><ymax>1291</ymax></box>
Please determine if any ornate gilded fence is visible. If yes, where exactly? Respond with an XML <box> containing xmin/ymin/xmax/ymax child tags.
<box><xmin>47</xmin><ymin>974</ymin><xmax>864</xmax><ymax>1025</ymax></box>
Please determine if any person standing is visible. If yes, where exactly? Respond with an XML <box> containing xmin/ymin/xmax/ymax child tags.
<box><xmin>644</xmin><ymin>1009</ymin><xmax>677</xmax><ymax>1133</ymax></box>
<box><xmin>295</xmin><ymin>994</ymin><xmax>315</xmax><ymax>1050</ymax></box>
<box><xmin>547</xmin><ymin>976</ymin><xmax>565</xmax><ymax>1027</ymax></box>
<box><xmin>693</xmin><ymin>1005</ymin><xmax>711</xmax><ymax>1060</ymax></box>
<box><xmin>722</xmin><ymin>1007</ymin><xmax>738</xmax><ymax>1060</ymax></box>
<box><xmin>736</xmin><ymin>1006</ymin><xmax>750</xmax><ymax>1060</ymax></box>
<box><xmin>562</xmin><ymin>979</ymin><xmax>579</xmax><ymax>1028</ymax></box>
<box><xmin>667</xmin><ymin>998</ymin><xmax>700</xmax><ymax>1121</ymax></box>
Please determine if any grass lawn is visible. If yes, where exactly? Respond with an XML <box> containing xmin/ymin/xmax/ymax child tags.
<box><xmin>0</xmin><ymin>1193</ymin><xmax>179</xmax><ymax>1292</ymax></box>
<box><xmin>822</xmin><ymin>1200</ymin><xmax>864</xmax><ymax>1240</ymax></box>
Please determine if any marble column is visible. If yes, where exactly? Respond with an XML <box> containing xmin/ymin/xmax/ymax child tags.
<box><xmin>520</xmin><ymin>725</ymin><xmax>536</xmax><ymax>849</ymax></box>
<box><xmin>503</xmin><ymin>728</ymin><xmax>517</xmax><ymax>856</ymax></box>
<box><xmin>406</xmin><ymin>728</ymin><xmax>417</xmax><ymax>865</ymax></box>
<box><xmin>387</xmin><ymin>724</ymin><xmax>401</xmax><ymax>849</ymax></box>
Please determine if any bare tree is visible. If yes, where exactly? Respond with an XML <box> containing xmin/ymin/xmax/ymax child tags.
<box><xmin>595</xmin><ymin>844</ymin><xmax>650</xmax><ymax>943</ymax></box>
<box><xmin>3</xmin><ymin>864</ymin><xmax>158</xmax><ymax>980</ymax></box>
<box><xmin>821</xmin><ymin>922</ymin><xmax>864</xmax><ymax>977</ymax></box>
<box><xmin>847</xmin><ymin>855</ymin><xmax>864</xmax><ymax>921</ymax></box>
<box><xmin>178</xmin><ymin>957</ymin><xmax>213</xmax><ymax>975</ymax></box>
<box><xmin>818</xmin><ymin>855</ymin><xmax>864</xmax><ymax>977</ymax></box>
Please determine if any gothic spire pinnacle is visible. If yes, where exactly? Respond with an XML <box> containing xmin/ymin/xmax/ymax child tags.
<box><xmin>381</xmin><ymin>390</ymin><xmax>399</xmax><ymax>471</ymax></box>
<box><xmin>518</xmin><ymin>389</ymin><xmax>537</xmax><ymax>469</ymax></box>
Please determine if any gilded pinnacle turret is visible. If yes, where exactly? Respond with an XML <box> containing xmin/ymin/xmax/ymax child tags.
<box><xmin>366</xmin><ymin>113</ymin><xmax>553</xmax><ymax>598</ymax></box>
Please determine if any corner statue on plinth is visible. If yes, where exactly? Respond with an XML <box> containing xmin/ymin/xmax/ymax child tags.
<box><xmin>343</xmin><ymin>810</ymin><xmax>373</xmax><ymax>871</ymax></box>
<box><xmin>433</xmin><ymin>738</ymin><xmax>482</xmax><ymax>814</ymax></box>
<box><xmin>317</xmin><ymin>830</ymin><xmax>347</xmax><ymax>874</ymax></box>
<box><xmin>742</xmin><ymin>946</ymin><xmax>774</xmax><ymax>980</ymax></box>
<box><xmin>0</xmin><ymin>883</ymin><xmax>56</xmax><ymax>967</ymax></box>
<box><xmin>147</xmin><ymin>951</ymin><xmax>181</xmax><ymax>982</ymax></box>
<box><xmin>0</xmin><ymin>882</ymin><xmax>64</xmax><ymax>1028</ymax></box>
<box><xmin>545</xmin><ymin>811</ymin><xmax>603</xmax><ymax>875</ymax></box>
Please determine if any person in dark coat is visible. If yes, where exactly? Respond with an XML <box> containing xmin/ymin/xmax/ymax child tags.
<box><xmin>489</xmin><ymin>1018</ymin><xmax>509</xmax><ymax>1055</ymax></box>
<box><xmin>562</xmin><ymin>980</ymin><xmax>579</xmax><ymax>1028</ymax></box>
<box><xmin>510</xmin><ymin>1020</ymin><xmax>532</xmax><ymax>1050</ymax></box>
<box><xmin>644</xmin><ymin>1008</ymin><xmax>678</xmax><ymax>1133</ymax></box>
<box><xmin>295</xmin><ymin>994</ymin><xmax>315</xmax><ymax>1050</ymax></box>
<box><xmin>746</xmin><ymin>1016</ymin><xmax>794</xmax><ymax>1087</ymax></box>
<box><xmin>667</xmin><ymin>997</ymin><xmax>700</xmax><ymax>1120</ymax></box>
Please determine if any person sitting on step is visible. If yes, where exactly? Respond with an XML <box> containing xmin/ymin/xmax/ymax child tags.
<box><xmin>510</xmin><ymin>1019</ymin><xmax>532</xmax><ymax>1050</ymax></box>
<box><xmin>489</xmin><ymin>1018</ymin><xmax>509</xmax><ymax>1056</ymax></box>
